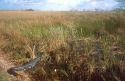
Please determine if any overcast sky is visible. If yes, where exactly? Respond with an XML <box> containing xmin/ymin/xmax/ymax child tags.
<box><xmin>0</xmin><ymin>0</ymin><xmax>119</xmax><ymax>11</ymax></box>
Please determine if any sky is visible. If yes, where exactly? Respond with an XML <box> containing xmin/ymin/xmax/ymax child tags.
<box><xmin>0</xmin><ymin>0</ymin><xmax>119</xmax><ymax>11</ymax></box>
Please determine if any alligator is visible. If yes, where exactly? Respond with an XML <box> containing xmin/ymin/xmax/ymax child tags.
<box><xmin>7</xmin><ymin>56</ymin><xmax>41</xmax><ymax>77</ymax></box>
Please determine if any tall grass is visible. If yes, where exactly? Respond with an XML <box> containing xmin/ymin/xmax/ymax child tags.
<box><xmin>0</xmin><ymin>11</ymin><xmax>125</xmax><ymax>81</ymax></box>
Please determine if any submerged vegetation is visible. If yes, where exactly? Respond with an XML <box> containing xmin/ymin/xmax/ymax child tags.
<box><xmin>0</xmin><ymin>11</ymin><xmax>125</xmax><ymax>81</ymax></box>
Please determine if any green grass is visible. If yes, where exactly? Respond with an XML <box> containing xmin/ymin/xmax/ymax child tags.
<box><xmin>0</xmin><ymin>71</ymin><xmax>9</xmax><ymax>81</ymax></box>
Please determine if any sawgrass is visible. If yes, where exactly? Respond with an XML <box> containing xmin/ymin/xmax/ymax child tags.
<box><xmin>0</xmin><ymin>11</ymin><xmax>125</xmax><ymax>81</ymax></box>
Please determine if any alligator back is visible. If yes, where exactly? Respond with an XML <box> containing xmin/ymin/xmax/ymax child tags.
<box><xmin>7</xmin><ymin>56</ymin><xmax>41</xmax><ymax>76</ymax></box>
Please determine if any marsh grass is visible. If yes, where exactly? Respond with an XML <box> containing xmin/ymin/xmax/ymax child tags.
<box><xmin>0</xmin><ymin>11</ymin><xmax>125</xmax><ymax>81</ymax></box>
<box><xmin>0</xmin><ymin>71</ymin><xmax>9</xmax><ymax>81</ymax></box>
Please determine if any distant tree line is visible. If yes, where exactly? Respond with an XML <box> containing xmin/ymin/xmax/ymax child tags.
<box><xmin>25</xmin><ymin>9</ymin><xmax>34</xmax><ymax>11</ymax></box>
